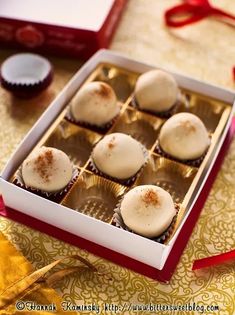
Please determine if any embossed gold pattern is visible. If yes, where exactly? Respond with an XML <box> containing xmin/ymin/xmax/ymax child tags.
<box><xmin>0</xmin><ymin>0</ymin><xmax>235</xmax><ymax>314</ymax></box>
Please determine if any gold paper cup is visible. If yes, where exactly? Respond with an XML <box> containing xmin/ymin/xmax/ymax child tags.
<box><xmin>176</xmin><ymin>92</ymin><xmax>226</xmax><ymax>133</ymax></box>
<box><xmin>13</xmin><ymin>166</ymin><xmax>79</xmax><ymax>203</ymax></box>
<box><xmin>135</xmin><ymin>154</ymin><xmax>197</xmax><ymax>204</ymax></box>
<box><xmin>94</xmin><ymin>65</ymin><xmax>137</xmax><ymax>102</ymax></box>
<box><xmin>110</xmin><ymin>108</ymin><xmax>164</xmax><ymax>149</ymax></box>
<box><xmin>44</xmin><ymin>120</ymin><xmax>101</xmax><ymax>167</ymax></box>
<box><xmin>62</xmin><ymin>172</ymin><xmax>126</xmax><ymax>223</ymax></box>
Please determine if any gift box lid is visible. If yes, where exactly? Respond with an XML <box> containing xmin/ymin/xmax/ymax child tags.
<box><xmin>0</xmin><ymin>0</ymin><xmax>116</xmax><ymax>31</ymax></box>
<box><xmin>0</xmin><ymin>0</ymin><xmax>126</xmax><ymax>58</ymax></box>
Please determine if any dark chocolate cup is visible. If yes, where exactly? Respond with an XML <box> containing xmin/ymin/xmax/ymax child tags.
<box><xmin>13</xmin><ymin>166</ymin><xmax>79</xmax><ymax>203</ymax></box>
<box><xmin>89</xmin><ymin>144</ymin><xmax>149</xmax><ymax>186</ymax></box>
<box><xmin>65</xmin><ymin>108</ymin><xmax>119</xmax><ymax>134</ymax></box>
<box><xmin>155</xmin><ymin>142</ymin><xmax>208</xmax><ymax>167</ymax></box>
<box><xmin>113</xmin><ymin>200</ymin><xmax>179</xmax><ymax>244</ymax></box>
<box><xmin>0</xmin><ymin>53</ymin><xmax>53</xmax><ymax>98</ymax></box>
<box><xmin>130</xmin><ymin>96</ymin><xmax>179</xmax><ymax>119</ymax></box>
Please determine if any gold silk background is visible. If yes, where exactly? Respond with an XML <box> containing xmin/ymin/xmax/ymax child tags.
<box><xmin>0</xmin><ymin>1</ymin><xmax>235</xmax><ymax>314</ymax></box>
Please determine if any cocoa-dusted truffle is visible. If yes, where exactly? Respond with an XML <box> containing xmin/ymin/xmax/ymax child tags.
<box><xmin>92</xmin><ymin>133</ymin><xmax>145</xmax><ymax>180</ymax></box>
<box><xmin>22</xmin><ymin>146</ymin><xmax>73</xmax><ymax>192</ymax></box>
<box><xmin>159</xmin><ymin>112</ymin><xmax>210</xmax><ymax>160</ymax></box>
<box><xmin>120</xmin><ymin>185</ymin><xmax>176</xmax><ymax>238</ymax></box>
<box><xmin>70</xmin><ymin>81</ymin><xmax>120</xmax><ymax>126</ymax></box>
<box><xmin>134</xmin><ymin>69</ymin><xmax>178</xmax><ymax>113</ymax></box>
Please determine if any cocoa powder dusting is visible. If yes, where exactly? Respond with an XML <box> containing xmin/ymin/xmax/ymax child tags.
<box><xmin>96</xmin><ymin>82</ymin><xmax>112</xmax><ymax>98</ymax></box>
<box><xmin>180</xmin><ymin>120</ymin><xmax>196</xmax><ymax>133</ymax></box>
<box><xmin>108</xmin><ymin>136</ymin><xmax>116</xmax><ymax>149</ymax></box>
<box><xmin>142</xmin><ymin>189</ymin><xmax>160</xmax><ymax>206</ymax></box>
<box><xmin>33</xmin><ymin>149</ymin><xmax>54</xmax><ymax>183</ymax></box>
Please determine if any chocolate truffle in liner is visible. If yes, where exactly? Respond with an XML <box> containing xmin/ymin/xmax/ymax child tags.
<box><xmin>159</xmin><ymin>112</ymin><xmax>210</xmax><ymax>161</ymax></box>
<box><xmin>92</xmin><ymin>133</ymin><xmax>146</xmax><ymax>180</ymax></box>
<box><xmin>70</xmin><ymin>81</ymin><xmax>120</xmax><ymax>127</ymax></box>
<box><xmin>120</xmin><ymin>185</ymin><xmax>176</xmax><ymax>238</ymax></box>
<box><xmin>22</xmin><ymin>146</ymin><xmax>73</xmax><ymax>192</ymax></box>
<box><xmin>134</xmin><ymin>69</ymin><xmax>178</xmax><ymax>113</ymax></box>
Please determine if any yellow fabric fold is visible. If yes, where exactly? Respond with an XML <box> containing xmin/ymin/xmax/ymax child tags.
<box><xmin>0</xmin><ymin>232</ymin><xmax>78</xmax><ymax>315</ymax></box>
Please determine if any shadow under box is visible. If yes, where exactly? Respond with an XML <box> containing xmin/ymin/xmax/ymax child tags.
<box><xmin>136</xmin><ymin>154</ymin><xmax>197</xmax><ymax>204</ymax></box>
<box><xmin>62</xmin><ymin>171</ymin><xmax>127</xmax><ymax>223</ymax></box>
<box><xmin>44</xmin><ymin>119</ymin><xmax>101</xmax><ymax>167</ymax></box>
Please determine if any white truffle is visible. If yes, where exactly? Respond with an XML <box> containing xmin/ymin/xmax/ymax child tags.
<box><xmin>159</xmin><ymin>112</ymin><xmax>210</xmax><ymax>160</ymax></box>
<box><xmin>92</xmin><ymin>133</ymin><xmax>145</xmax><ymax>180</ymax></box>
<box><xmin>135</xmin><ymin>70</ymin><xmax>178</xmax><ymax>112</ymax></box>
<box><xmin>22</xmin><ymin>146</ymin><xmax>73</xmax><ymax>192</ymax></box>
<box><xmin>70</xmin><ymin>81</ymin><xmax>120</xmax><ymax>126</ymax></box>
<box><xmin>120</xmin><ymin>185</ymin><xmax>176</xmax><ymax>238</ymax></box>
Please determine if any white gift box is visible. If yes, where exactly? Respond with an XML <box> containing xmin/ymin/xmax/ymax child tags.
<box><xmin>0</xmin><ymin>50</ymin><xmax>234</xmax><ymax>280</ymax></box>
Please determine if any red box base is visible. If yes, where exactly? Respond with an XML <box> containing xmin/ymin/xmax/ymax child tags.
<box><xmin>0</xmin><ymin>118</ymin><xmax>234</xmax><ymax>282</ymax></box>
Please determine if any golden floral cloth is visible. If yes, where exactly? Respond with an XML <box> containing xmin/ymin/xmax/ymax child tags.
<box><xmin>0</xmin><ymin>232</ymin><xmax>78</xmax><ymax>315</ymax></box>
<box><xmin>0</xmin><ymin>0</ymin><xmax>235</xmax><ymax>314</ymax></box>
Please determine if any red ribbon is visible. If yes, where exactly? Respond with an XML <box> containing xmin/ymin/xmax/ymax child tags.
<box><xmin>164</xmin><ymin>0</ymin><xmax>235</xmax><ymax>27</ymax></box>
<box><xmin>192</xmin><ymin>249</ymin><xmax>235</xmax><ymax>270</ymax></box>
<box><xmin>165</xmin><ymin>1</ymin><xmax>235</xmax><ymax>81</ymax></box>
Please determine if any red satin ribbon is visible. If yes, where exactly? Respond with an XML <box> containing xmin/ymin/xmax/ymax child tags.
<box><xmin>165</xmin><ymin>1</ymin><xmax>235</xmax><ymax>81</ymax></box>
<box><xmin>165</xmin><ymin>0</ymin><xmax>235</xmax><ymax>27</ymax></box>
<box><xmin>192</xmin><ymin>249</ymin><xmax>235</xmax><ymax>270</ymax></box>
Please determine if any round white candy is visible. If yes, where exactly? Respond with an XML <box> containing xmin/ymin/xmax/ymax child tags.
<box><xmin>159</xmin><ymin>112</ymin><xmax>210</xmax><ymax>160</ymax></box>
<box><xmin>22</xmin><ymin>146</ymin><xmax>73</xmax><ymax>192</ymax></box>
<box><xmin>71</xmin><ymin>81</ymin><xmax>120</xmax><ymax>126</ymax></box>
<box><xmin>135</xmin><ymin>70</ymin><xmax>178</xmax><ymax>113</ymax></box>
<box><xmin>92</xmin><ymin>133</ymin><xmax>145</xmax><ymax>180</ymax></box>
<box><xmin>120</xmin><ymin>185</ymin><xmax>176</xmax><ymax>238</ymax></box>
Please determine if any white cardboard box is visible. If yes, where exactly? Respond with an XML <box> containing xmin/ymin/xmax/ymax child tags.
<box><xmin>1</xmin><ymin>49</ymin><xmax>235</xmax><ymax>270</ymax></box>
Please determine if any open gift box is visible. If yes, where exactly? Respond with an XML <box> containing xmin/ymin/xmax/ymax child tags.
<box><xmin>0</xmin><ymin>49</ymin><xmax>234</xmax><ymax>282</ymax></box>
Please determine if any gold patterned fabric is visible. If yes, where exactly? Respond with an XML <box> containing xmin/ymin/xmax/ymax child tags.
<box><xmin>0</xmin><ymin>0</ymin><xmax>235</xmax><ymax>314</ymax></box>
<box><xmin>0</xmin><ymin>232</ymin><xmax>79</xmax><ymax>315</ymax></box>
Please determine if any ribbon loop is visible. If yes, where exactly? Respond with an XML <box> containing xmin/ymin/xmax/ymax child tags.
<box><xmin>165</xmin><ymin>0</ymin><xmax>235</xmax><ymax>27</ymax></box>
<box><xmin>186</xmin><ymin>0</ymin><xmax>210</xmax><ymax>8</ymax></box>
<box><xmin>165</xmin><ymin>3</ymin><xmax>209</xmax><ymax>27</ymax></box>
